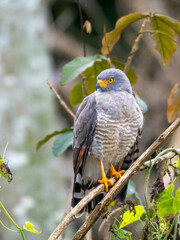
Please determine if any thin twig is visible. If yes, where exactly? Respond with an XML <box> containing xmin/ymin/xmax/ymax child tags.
<box><xmin>72</xmin><ymin>116</ymin><xmax>180</xmax><ymax>240</ymax></box>
<box><xmin>47</xmin><ymin>81</ymin><xmax>75</xmax><ymax>119</ymax></box>
<box><xmin>58</xmin><ymin>180</ymin><xmax>74</xmax><ymax>240</ymax></box>
<box><xmin>48</xmin><ymin>182</ymin><xmax>110</xmax><ymax>240</ymax></box>
<box><xmin>98</xmin><ymin>207</ymin><xmax>122</xmax><ymax>240</ymax></box>
<box><xmin>77</xmin><ymin>0</ymin><xmax>86</xmax><ymax>57</ymax></box>
<box><xmin>123</xmin><ymin>18</ymin><xmax>148</xmax><ymax>74</ymax></box>
<box><xmin>48</xmin><ymin>117</ymin><xmax>180</xmax><ymax>240</ymax></box>
<box><xmin>141</xmin><ymin>148</ymin><xmax>180</xmax><ymax>170</ymax></box>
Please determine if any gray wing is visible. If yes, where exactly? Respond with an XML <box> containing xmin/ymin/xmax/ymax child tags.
<box><xmin>73</xmin><ymin>92</ymin><xmax>97</xmax><ymax>174</ymax></box>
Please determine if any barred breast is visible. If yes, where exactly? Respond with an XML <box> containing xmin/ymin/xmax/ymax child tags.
<box><xmin>93</xmin><ymin>91</ymin><xmax>142</xmax><ymax>169</ymax></box>
<box><xmin>83</xmin><ymin>91</ymin><xmax>143</xmax><ymax>184</ymax></box>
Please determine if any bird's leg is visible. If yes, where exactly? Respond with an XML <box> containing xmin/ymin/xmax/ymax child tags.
<box><xmin>98</xmin><ymin>160</ymin><xmax>114</xmax><ymax>192</ymax></box>
<box><xmin>110</xmin><ymin>163</ymin><xmax>125</xmax><ymax>179</ymax></box>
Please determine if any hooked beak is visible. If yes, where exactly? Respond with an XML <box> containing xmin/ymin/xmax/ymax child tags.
<box><xmin>97</xmin><ymin>80</ymin><xmax>108</xmax><ymax>88</ymax></box>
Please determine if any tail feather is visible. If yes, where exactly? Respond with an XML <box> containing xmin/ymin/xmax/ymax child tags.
<box><xmin>71</xmin><ymin>173</ymin><xmax>84</xmax><ymax>209</ymax></box>
<box><xmin>72</xmin><ymin>138</ymin><xmax>140</xmax><ymax>214</ymax></box>
<box><xmin>71</xmin><ymin>173</ymin><xmax>104</xmax><ymax>215</ymax></box>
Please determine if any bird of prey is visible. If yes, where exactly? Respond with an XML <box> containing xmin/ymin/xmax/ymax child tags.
<box><xmin>71</xmin><ymin>69</ymin><xmax>143</xmax><ymax>212</ymax></box>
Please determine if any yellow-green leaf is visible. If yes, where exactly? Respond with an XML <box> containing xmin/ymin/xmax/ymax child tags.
<box><xmin>173</xmin><ymin>158</ymin><xmax>180</xmax><ymax>175</ymax></box>
<box><xmin>155</xmin><ymin>184</ymin><xmax>180</xmax><ymax>218</ymax></box>
<box><xmin>101</xmin><ymin>13</ymin><xmax>149</xmax><ymax>55</ymax></box>
<box><xmin>111</xmin><ymin>59</ymin><xmax>137</xmax><ymax>85</ymax></box>
<box><xmin>154</xmin><ymin>13</ymin><xmax>180</xmax><ymax>35</ymax></box>
<box><xmin>83</xmin><ymin>59</ymin><xmax>110</xmax><ymax>95</ymax></box>
<box><xmin>69</xmin><ymin>82</ymin><xmax>83</xmax><ymax>107</ymax></box>
<box><xmin>167</xmin><ymin>81</ymin><xmax>180</xmax><ymax>123</ymax></box>
<box><xmin>151</xmin><ymin>13</ymin><xmax>178</xmax><ymax>65</ymax></box>
<box><xmin>174</xmin><ymin>188</ymin><xmax>180</xmax><ymax>213</ymax></box>
<box><xmin>120</xmin><ymin>205</ymin><xmax>145</xmax><ymax>228</ymax></box>
<box><xmin>23</xmin><ymin>221</ymin><xmax>41</xmax><ymax>234</ymax></box>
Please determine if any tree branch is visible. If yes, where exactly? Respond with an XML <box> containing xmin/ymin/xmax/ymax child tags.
<box><xmin>72</xmin><ymin>116</ymin><xmax>180</xmax><ymax>240</ymax></box>
<box><xmin>141</xmin><ymin>148</ymin><xmax>180</xmax><ymax>171</ymax></box>
<box><xmin>47</xmin><ymin>81</ymin><xmax>75</xmax><ymax>120</ymax></box>
<box><xmin>48</xmin><ymin>182</ymin><xmax>110</xmax><ymax>240</ymax></box>
<box><xmin>123</xmin><ymin>18</ymin><xmax>148</xmax><ymax>74</ymax></box>
<box><xmin>48</xmin><ymin>116</ymin><xmax>180</xmax><ymax>240</ymax></box>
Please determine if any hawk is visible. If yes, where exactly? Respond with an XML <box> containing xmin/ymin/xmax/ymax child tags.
<box><xmin>71</xmin><ymin>69</ymin><xmax>143</xmax><ymax>212</ymax></box>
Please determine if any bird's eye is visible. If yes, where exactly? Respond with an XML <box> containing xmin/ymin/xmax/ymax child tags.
<box><xmin>107</xmin><ymin>78</ymin><xmax>114</xmax><ymax>84</ymax></box>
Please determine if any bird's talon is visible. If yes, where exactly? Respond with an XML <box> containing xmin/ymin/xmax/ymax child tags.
<box><xmin>98</xmin><ymin>177</ymin><xmax>114</xmax><ymax>192</ymax></box>
<box><xmin>110</xmin><ymin>164</ymin><xmax>125</xmax><ymax>179</ymax></box>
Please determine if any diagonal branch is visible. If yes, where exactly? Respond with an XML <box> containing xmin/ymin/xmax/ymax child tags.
<box><xmin>48</xmin><ymin>116</ymin><xmax>180</xmax><ymax>240</ymax></box>
<box><xmin>123</xmin><ymin>18</ymin><xmax>148</xmax><ymax>74</ymax></box>
<box><xmin>47</xmin><ymin>81</ymin><xmax>75</xmax><ymax>119</ymax></box>
<box><xmin>72</xmin><ymin>116</ymin><xmax>180</xmax><ymax>240</ymax></box>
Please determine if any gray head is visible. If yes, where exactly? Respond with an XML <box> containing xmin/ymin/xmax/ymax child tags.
<box><xmin>96</xmin><ymin>69</ymin><xmax>132</xmax><ymax>94</ymax></box>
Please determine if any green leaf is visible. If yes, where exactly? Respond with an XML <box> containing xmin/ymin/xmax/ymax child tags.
<box><xmin>134</xmin><ymin>92</ymin><xmax>148</xmax><ymax>114</ymax></box>
<box><xmin>0</xmin><ymin>157</ymin><xmax>3</xmax><ymax>166</ymax></box>
<box><xmin>151</xmin><ymin>13</ymin><xmax>179</xmax><ymax>65</ymax></box>
<box><xmin>23</xmin><ymin>221</ymin><xmax>41</xmax><ymax>234</ymax></box>
<box><xmin>173</xmin><ymin>158</ymin><xmax>180</xmax><ymax>175</ymax></box>
<box><xmin>60</xmin><ymin>55</ymin><xmax>105</xmax><ymax>85</ymax></box>
<box><xmin>83</xmin><ymin>58</ymin><xmax>110</xmax><ymax>95</ymax></box>
<box><xmin>113</xmin><ymin>227</ymin><xmax>132</xmax><ymax>240</ymax></box>
<box><xmin>52</xmin><ymin>131</ymin><xmax>73</xmax><ymax>157</ymax></box>
<box><xmin>69</xmin><ymin>82</ymin><xmax>83</xmax><ymax>107</ymax></box>
<box><xmin>127</xmin><ymin>180</ymin><xmax>142</xmax><ymax>204</ymax></box>
<box><xmin>108</xmin><ymin>200</ymin><xmax>115</xmax><ymax>210</ymax></box>
<box><xmin>174</xmin><ymin>188</ymin><xmax>180</xmax><ymax>213</ymax></box>
<box><xmin>120</xmin><ymin>205</ymin><xmax>145</xmax><ymax>228</ymax></box>
<box><xmin>36</xmin><ymin>128</ymin><xmax>73</xmax><ymax>151</ymax></box>
<box><xmin>101</xmin><ymin>13</ymin><xmax>149</xmax><ymax>54</ymax></box>
<box><xmin>111</xmin><ymin>59</ymin><xmax>137</xmax><ymax>85</ymax></box>
<box><xmin>155</xmin><ymin>184</ymin><xmax>176</xmax><ymax>217</ymax></box>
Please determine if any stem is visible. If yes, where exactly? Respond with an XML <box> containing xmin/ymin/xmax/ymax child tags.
<box><xmin>47</xmin><ymin>81</ymin><xmax>75</xmax><ymax>120</ymax></box>
<box><xmin>164</xmin><ymin>218</ymin><xmax>176</xmax><ymax>240</ymax></box>
<box><xmin>3</xmin><ymin>142</ymin><xmax>9</xmax><ymax>160</ymax></box>
<box><xmin>0</xmin><ymin>220</ymin><xmax>19</xmax><ymax>233</ymax></box>
<box><xmin>123</xmin><ymin>18</ymin><xmax>148</xmax><ymax>74</ymax></box>
<box><xmin>77</xmin><ymin>0</ymin><xmax>86</xmax><ymax>57</ymax></box>
<box><xmin>0</xmin><ymin>201</ymin><xmax>25</xmax><ymax>240</ymax></box>
<box><xmin>173</xmin><ymin>215</ymin><xmax>178</xmax><ymax>240</ymax></box>
<box><xmin>0</xmin><ymin>201</ymin><xmax>20</xmax><ymax>229</ymax></box>
<box><xmin>140</xmin><ymin>30</ymin><xmax>177</xmax><ymax>43</ymax></box>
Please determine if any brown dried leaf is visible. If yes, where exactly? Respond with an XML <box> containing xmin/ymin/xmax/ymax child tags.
<box><xmin>83</xmin><ymin>20</ymin><xmax>92</xmax><ymax>34</ymax></box>
<box><xmin>167</xmin><ymin>81</ymin><xmax>180</xmax><ymax>123</ymax></box>
<box><xmin>101</xmin><ymin>13</ymin><xmax>149</xmax><ymax>55</ymax></box>
<box><xmin>0</xmin><ymin>162</ymin><xmax>13</xmax><ymax>182</ymax></box>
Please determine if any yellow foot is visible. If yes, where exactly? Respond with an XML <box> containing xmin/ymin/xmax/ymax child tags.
<box><xmin>98</xmin><ymin>176</ymin><xmax>114</xmax><ymax>192</ymax></box>
<box><xmin>98</xmin><ymin>160</ymin><xmax>114</xmax><ymax>192</ymax></box>
<box><xmin>110</xmin><ymin>164</ymin><xmax>125</xmax><ymax>179</ymax></box>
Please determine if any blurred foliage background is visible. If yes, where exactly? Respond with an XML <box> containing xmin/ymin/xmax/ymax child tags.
<box><xmin>0</xmin><ymin>0</ymin><xmax>180</xmax><ymax>239</ymax></box>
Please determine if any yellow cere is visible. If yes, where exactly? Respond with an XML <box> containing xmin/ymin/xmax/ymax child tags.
<box><xmin>98</xmin><ymin>78</ymin><xmax>114</xmax><ymax>88</ymax></box>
